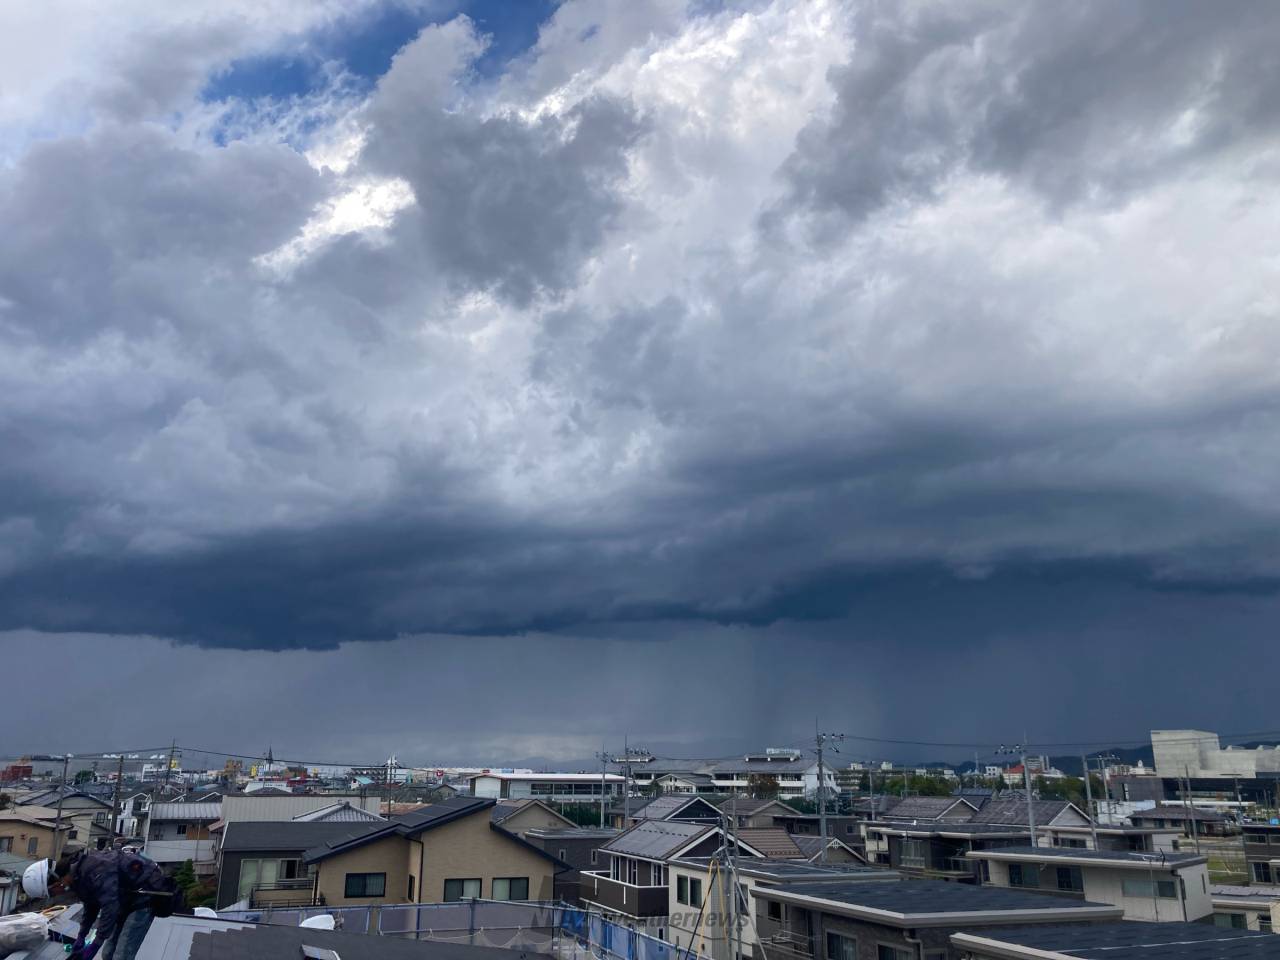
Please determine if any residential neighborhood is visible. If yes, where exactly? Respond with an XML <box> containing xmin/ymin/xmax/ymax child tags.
<box><xmin>4</xmin><ymin>728</ymin><xmax>1280</xmax><ymax>958</ymax></box>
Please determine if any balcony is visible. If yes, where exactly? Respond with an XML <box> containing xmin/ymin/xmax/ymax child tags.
<box><xmin>580</xmin><ymin>871</ymin><xmax>669</xmax><ymax>918</ymax></box>
<box><xmin>250</xmin><ymin>879</ymin><xmax>324</xmax><ymax>909</ymax></box>
<box><xmin>759</xmin><ymin>930</ymin><xmax>814</xmax><ymax>959</ymax></box>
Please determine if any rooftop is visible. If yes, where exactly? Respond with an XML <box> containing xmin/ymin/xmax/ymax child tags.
<box><xmin>220</xmin><ymin>820</ymin><xmax>374</xmax><ymax>853</ymax></box>
<box><xmin>968</xmin><ymin>845</ymin><xmax>1206</xmax><ymax>869</ymax></box>
<box><xmin>951</xmin><ymin>922</ymin><xmax>1280</xmax><ymax>959</ymax></box>
<box><xmin>752</xmin><ymin>879</ymin><xmax>1124</xmax><ymax>927</ymax></box>
<box><xmin>736</xmin><ymin>827</ymin><xmax>803</xmax><ymax>858</ymax></box>
<box><xmin>673</xmin><ymin>857</ymin><xmax>895</xmax><ymax>882</ymax></box>
<box><xmin>469</xmin><ymin>772</ymin><xmax>625</xmax><ymax>782</ymax></box>
<box><xmin>147</xmin><ymin>801</ymin><xmax>222</xmax><ymax>821</ymax></box>
<box><xmin>602</xmin><ymin>819</ymin><xmax>712</xmax><ymax>861</ymax></box>
<box><xmin>134</xmin><ymin>915</ymin><xmax>540</xmax><ymax>960</ymax></box>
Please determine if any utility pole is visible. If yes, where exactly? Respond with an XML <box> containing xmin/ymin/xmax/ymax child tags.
<box><xmin>594</xmin><ymin>749</ymin><xmax>613</xmax><ymax>828</ymax></box>
<box><xmin>1081</xmin><ymin>754</ymin><xmax>1098</xmax><ymax>850</ymax></box>
<box><xmin>1184</xmin><ymin>766</ymin><xmax>1202</xmax><ymax>855</ymax></box>
<box><xmin>814</xmin><ymin>725</ymin><xmax>845</xmax><ymax>864</ymax></box>
<box><xmin>110</xmin><ymin>754</ymin><xmax>125</xmax><ymax>839</ymax></box>
<box><xmin>52</xmin><ymin>755</ymin><xmax>70</xmax><ymax>860</ymax></box>
<box><xmin>163</xmin><ymin>740</ymin><xmax>176</xmax><ymax>795</ymax></box>
<box><xmin>997</xmin><ymin>743</ymin><xmax>1036</xmax><ymax>844</ymax></box>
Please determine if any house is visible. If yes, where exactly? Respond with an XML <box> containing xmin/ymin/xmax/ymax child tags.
<box><xmin>218</xmin><ymin>792</ymin><xmax>382</xmax><ymax>824</ymax></box>
<box><xmin>968</xmin><ymin>846</ymin><xmax>1213</xmax><ymax>922</ymax></box>
<box><xmin>13</xmin><ymin>787</ymin><xmax>112</xmax><ymax>852</ymax></box>
<box><xmin>468</xmin><ymin>772</ymin><xmax>624</xmax><ymax>805</ymax></box>
<box><xmin>1039</xmin><ymin>822</ymin><xmax>1181</xmax><ymax>854</ymax></box>
<box><xmin>862</xmin><ymin>822</ymin><xmax>1033</xmax><ymax>880</ymax></box>
<box><xmin>1128</xmin><ymin>803</ymin><xmax>1236</xmax><ymax>838</ymax></box>
<box><xmin>582</xmin><ymin>819</ymin><xmax>767</xmax><ymax>935</ymax></box>
<box><xmin>301</xmin><ymin>796</ymin><xmax>566</xmax><ymax>908</ymax></box>
<box><xmin>667</xmin><ymin>859</ymin><xmax>899</xmax><ymax>960</ymax></box>
<box><xmin>142</xmin><ymin>801</ymin><xmax>222</xmax><ymax>876</ymax></box>
<box><xmin>789</xmin><ymin>835</ymin><xmax>866</xmax><ymax>865</ymax></box>
<box><xmin>1211</xmin><ymin>883</ymin><xmax>1280</xmax><ymax>933</ymax></box>
<box><xmin>522</xmin><ymin>826</ymin><xmax>618</xmax><ymax>903</ymax></box>
<box><xmin>1241</xmin><ymin>822</ymin><xmax>1280</xmax><ymax>884</ymax></box>
<box><xmin>489</xmin><ymin>799</ymin><xmax>575</xmax><ymax>836</ymax></box>
<box><xmin>737</xmin><ymin>828</ymin><xmax>806</xmax><ymax>859</ymax></box>
<box><xmin>950</xmin><ymin>921</ymin><xmax>1279</xmax><ymax>959</ymax></box>
<box><xmin>719</xmin><ymin>798</ymin><xmax>801</xmax><ymax>829</ymax></box>
<box><xmin>132</xmin><ymin>913</ymin><xmax>550</xmax><ymax>960</ymax></box>
<box><xmin>628</xmin><ymin>795</ymin><xmax>724</xmax><ymax>827</ymax></box>
<box><xmin>290</xmin><ymin>800</ymin><xmax>386</xmax><ymax>823</ymax></box>
<box><xmin>771</xmin><ymin>813</ymin><xmax>864</xmax><ymax>843</ymax></box>
<box><xmin>653</xmin><ymin>773</ymin><xmax>719</xmax><ymax>795</ymax></box>
<box><xmin>751</xmin><ymin>879</ymin><xmax>1122</xmax><ymax>960</ymax></box>
<box><xmin>0</xmin><ymin>809</ymin><xmax>73</xmax><ymax>861</ymax></box>
<box><xmin>215</xmin><ymin>820</ymin><xmax>377</xmax><ymax>909</ymax></box>
<box><xmin>969</xmin><ymin>799</ymin><xmax>1091</xmax><ymax>830</ymax></box>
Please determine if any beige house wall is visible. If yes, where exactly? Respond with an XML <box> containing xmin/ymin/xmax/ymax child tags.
<box><xmin>419</xmin><ymin>814</ymin><xmax>555</xmax><ymax>903</ymax></box>
<box><xmin>312</xmin><ymin>810</ymin><xmax>556</xmax><ymax>906</ymax></box>
<box><xmin>314</xmin><ymin>834</ymin><xmax>411</xmax><ymax>907</ymax></box>
<box><xmin>0</xmin><ymin>819</ymin><xmax>65</xmax><ymax>859</ymax></box>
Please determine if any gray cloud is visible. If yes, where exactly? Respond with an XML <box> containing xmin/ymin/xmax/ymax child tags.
<box><xmin>0</xmin><ymin>1</ymin><xmax>1278</xmax><ymax>750</ymax></box>
<box><xmin>774</xmin><ymin>0</ymin><xmax>1280</xmax><ymax>229</ymax></box>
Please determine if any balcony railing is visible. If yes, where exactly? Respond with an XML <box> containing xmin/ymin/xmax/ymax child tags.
<box><xmin>250</xmin><ymin>880</ymin><xmax>323</xmax><ymax>909</ymax></box>
<box><xmin>760</xmin><ymin>931</ymin><xmax>814</xmax><ymax>958</ymax></box>
<box><xmin>580</xmin><ymin>871</ymin><xmax>669</xmax><ymax>918</ymax></box>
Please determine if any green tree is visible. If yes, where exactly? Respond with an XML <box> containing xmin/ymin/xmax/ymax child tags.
<box><xmin>174</xmin><ymin>859</ymin><xmax>197</xmax><ymax>898</ymax></box>
<box><xmin>74</xmin><ymin>770</ymin><xmax>94</xmax><ymax>785</ymax></box>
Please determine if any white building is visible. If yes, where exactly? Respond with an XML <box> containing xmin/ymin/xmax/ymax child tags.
<box><xmin>469</xmin><ymin>772</ymin><xmax>624</xmax><ymax>803</ymax></box>
<box><xmin>1152</xmin><ymin>729</ymin><xmax>1280</xmax><ymax>779</ymax></box>
<box><xmin>970</xmin><ymin>846</ymin><xmax>1213</xmax><ymax>922</ymax></box>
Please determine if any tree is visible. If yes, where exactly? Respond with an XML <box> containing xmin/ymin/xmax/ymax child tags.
<box><xmin>174</xmin><ymin>859</ymin><xmax>197</xmax><ymax>897</ymax></box>
<box><xmin>747</xmin><ymin>774</ymin><xmax>780</xmax><ymax>800</ymax></box>
<box><xmin>74</xmin><ymin>770</ymin><xmax>94</xmax><ymax>785</ymax></box>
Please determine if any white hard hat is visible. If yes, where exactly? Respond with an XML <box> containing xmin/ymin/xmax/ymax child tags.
<box><xmin>299</xmin><ymin>914</ymin><xmax>336</xmax><ymax>930</ymax></box>
<box><xmin>22</xmin><ymin>859</ymin><xmax>50</xmax><ymax>899</ymax></box>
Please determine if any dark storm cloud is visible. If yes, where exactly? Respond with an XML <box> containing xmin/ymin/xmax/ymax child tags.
<box><xmin>0</xmin><ymin>0</ymin><xmax>1277</xmax><ymax>709</ymax></box>
<box><xmin>361</xmin><ymin>19</ymin><xmax>645</xmax><ymax>304</ymax></box>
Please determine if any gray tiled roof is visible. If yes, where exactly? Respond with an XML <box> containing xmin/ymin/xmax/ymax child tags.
<box><xmin>953</xmin><ymin>922</ymin><xmax>1280</xmax><ymax>958</ymax></box>
<box><xmin>221</xmin><ymin>820</ymin><xmax>374</xmax><ymax>853</ymax></box>
<box><xmin>631</xmin><ymin>796</ymin><xmax>721</xmax><ymax>821</ymax></box>
<box><xmin>603</xmin><ymin>820</ymin><xmax>711</xmax><ymax>860</ymax></box>
<box><xmin>881</xmin><ymin>797</ymin><xmax>973</xmax><ymax>820</ymax></box>
<box><xmin>969</xmin><ymin>799</ymin><xmax>1075</xmax><ymax>826</ymax></box>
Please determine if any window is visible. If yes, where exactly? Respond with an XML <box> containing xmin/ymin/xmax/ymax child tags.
<box><xmin>876</xmin><ymin>946</ymin><xmax>910</xmax><ymax>960</ymax></box>
<box><xmin>443</xmin><ymin>878</ymin><xmax>481</xmax><ymax>901</ymax></box>
<box><xmin>1214</xmin><ymin>913</ymin><xmax>1247</xmax><ymax>929</ymax></box>
<box><xmin>559</xmin><ymin>849</ymin><xmax>567</xmax><ymax>861</ymax></box>
<box><xmin>407</xmin><ymin>876</ymin><xmax>415</xmax><ymax>901</ymax></box>
<box><xmin>677</xmin><ymin>876</ymin><xmax>690</xmax><ymax>904</ymax></box>
<box><xmin>846</xmin><ymin>825</ymin><xmax>854</xmax><ymax>834</ymax></box>
<box><xmin>28</xmin><ymin>837</ymin><xmax>39</xmax><ymax>856</ymax></box>
<box><xmin>899</xmin><ymin>839</ymin><xmax>927</xmax><ymax>868</ymax></box>
<box><xmin>343</xmin><ymin>873</ymin><xmax>386</xmax><ymax>898</ymax></box>
<box><xmin>492</xmin><ymin>877</ymin><xmax>530</xmax><ymax>901</ymax></box>
<box><xmin>590</xmin><ymin>849</ymin><xmax>598</xmax><ymax>865</ymax></box>
<box><xmin>1121</xmin><ymin>879</ymin><xmax>1176</xmax><ymax>899</ymax></box>
<box><xmin>1244</xmin><ymin>831</ymin><xmax>1269</xmax><ymax>844</ymax></box>
<box><xmin>1055</xmin><ymin>867</ymin><xmax>1084</xmax><ymax>892</ymax></box>
<box><xmin>1260</xmin><ymin>915</ymin><xmax>1272</xmax><ymax>933</ymax></box>
<box><xmin>94</xmin><ymin>813</ymin><xmax>107</xmax><ymax>824</ymax></box>
<box><xmin>690</xmin><ymin>877</ymin><xmax>703</xmax><ymax>906</ymax></box>
<box><xmin>177</xmin><ymin>824</ymin><xmax>187</xmax><ymax>836</ymax></box>
<box><xmin>767</xmin><ymin>900</ymin><xmax>782</xmax><ymax>922</ymax></box>
<box><xmin>826</xmin><ymin>932</ymin><xmax>856</xmax><ymax>960</ymax></box>
<box><xmin>626</xmin><ymin>859</ymin><xmax>639</xmax><ymax>885</ymax></box>
<box><xmin>0</xmin><ymin>838</ymin><xmax>11</xmax><ymax>853</ymax></box>
<box><xmin>651</xmin><ymin>864</ymin><xmax>667</xmax><ymax>887</ymax></box>
<box><xmin>1008</xmin><ymin>863</ymin><xmax>1039</xmax><ymax>888</ymax></box>
<box><xmin>1252</xmin><ymin>862</ymin><xmax>1273</xmax><ymax>884</ymax></box>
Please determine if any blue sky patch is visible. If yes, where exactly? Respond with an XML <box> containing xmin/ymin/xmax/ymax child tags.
<box><xmin>202</xmin><ymin>0</ymin><xmax>559</xmax><ymax>105</ymax></box>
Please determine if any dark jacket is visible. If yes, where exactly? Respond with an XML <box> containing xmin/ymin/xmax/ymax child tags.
<box><xmin>71</xmin><ymin>849</ymin><xmax>171</xmax><ymax>942</ymax></box>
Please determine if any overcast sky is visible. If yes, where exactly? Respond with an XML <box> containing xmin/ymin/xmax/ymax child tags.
<box><xmin>2</xmin><ymin>0</ymin><xmax>1278</xmax><ymax>768</ymax></box>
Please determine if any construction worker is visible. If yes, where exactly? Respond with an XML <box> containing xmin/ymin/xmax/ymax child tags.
<box><xmin>26</xmin><ymin>848</ymin><xmax>182</xmax><ymax>960</ymax></box>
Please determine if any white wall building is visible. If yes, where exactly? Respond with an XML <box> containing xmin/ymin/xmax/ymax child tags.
<box><xmin>1152</xmin><ymin>729</ymin><xmax>1280</xmax><ymax>779</ymax></box>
